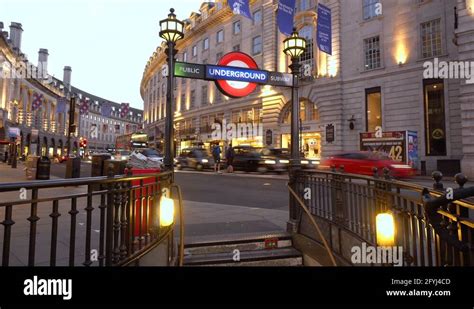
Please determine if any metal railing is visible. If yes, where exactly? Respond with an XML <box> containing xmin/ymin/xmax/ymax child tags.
<box><xmin>293</xmin><ymin>166</ymin><xmax>474</xmax><ymax>266</ymax></box>
<box><xmin>0</xmin><ymin>166</ymin><xmax>181</xmax><ymax>267</ymax></box>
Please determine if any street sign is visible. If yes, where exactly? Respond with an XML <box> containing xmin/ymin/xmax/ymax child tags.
<box><xmin>268</xmin><ymin>72</ymin><xmax>293</xmax><ymax>87</ymax></box>
<box><xmin>174</xmin><ymin>62</ymin><xmax>205</xmax><ymax>79</ymax></box>
<box><xmin>8</xmin><ymin>127</ymin><xmax>20</xmax><ymax>138</ymax></box>
<box><xmin>325</xmin><ymin>124</ymin><xmax>335</xmax><ymax>143</ymax></box>
<box><xmin>214</xmin><ymin>52</ymin><xmax>260</xmax><ymax>98</ymax></box>
<box><xmin>265</xmin><ymin>129</ymin><xmax>272</xmax><ymax>146</ymax></box>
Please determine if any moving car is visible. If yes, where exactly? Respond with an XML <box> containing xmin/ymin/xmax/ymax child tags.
<box><xmin>319</xmin><ymin>151</ymin><xmax>416</xmax><ymax>178</ymax></box>
<box><xmin>59</xmin><ymin>154</ymin><xmax>76</xmax><ymax>163</ymax></box>
<box><xmin>176</xmin><ymin>148</ymin><xmax>214</xmax><ymax>171</ymax></box>
<box><xmin>259</xmin><ymin>148</ymin><xmax>290</xmax><ymax>174</ymax></box>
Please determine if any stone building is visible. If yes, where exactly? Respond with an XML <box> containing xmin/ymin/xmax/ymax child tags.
<box><xmin>141</xmin><ymin>0</ymin><xmax>474</xmax><ymax>176</ymax></box>
<box><xmin>0</xmin><ymin>21</ymin><xmax>143</xmax><ymax>159</ymax></box>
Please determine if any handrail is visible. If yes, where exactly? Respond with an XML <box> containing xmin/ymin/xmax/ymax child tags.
<box><xmin>287</xmin><ymin>183</ymin><xmax>338</xmax><ymax>266</ymax></box>
<box><xmin>170</xmin><ymin>183</ymin><xmax>185</xmax><ymax>266</ymax></box>
<box><xmin>0</xmin><ymin>170</ymin><xmax>173</xmax><ymax>192</ymax></box>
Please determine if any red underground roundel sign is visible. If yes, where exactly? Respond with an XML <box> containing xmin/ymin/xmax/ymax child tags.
<box><xmin>214</xmin><ymin>52</ymin><xmax>259</xmax><ymax>98</ymax></box>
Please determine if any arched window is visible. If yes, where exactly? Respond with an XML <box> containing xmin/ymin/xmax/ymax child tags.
<box><xmin>282</xmin><ymin>99</ymin><xmax>319</xmax><ymax>124</ymax></box>
<box><xmin>299</xmin><ymin>26</ymin><xmax>314</xmax><ymax>77</ymax></box>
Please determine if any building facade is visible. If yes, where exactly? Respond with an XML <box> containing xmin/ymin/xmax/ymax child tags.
<box><xmin>0</xmin><ymin>22</ymin><xmax>143</xmax><ymax>160</ymax></box>
<box><xmin>141</xmin><ymin>0</ymin><xmax>474</xmax><ymax>177</ymax></box>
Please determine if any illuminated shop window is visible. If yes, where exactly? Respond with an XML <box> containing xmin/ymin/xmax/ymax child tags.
<box><xmin>365</xmin><ymin>87</ymin><xmax>382</xmax><ymax>132</ymax></box>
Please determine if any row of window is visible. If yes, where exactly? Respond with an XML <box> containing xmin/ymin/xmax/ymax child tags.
<box><xmin>364</xmin><ymin>19</ymin><xmax>442</xmax><ymax>70</ymax></box>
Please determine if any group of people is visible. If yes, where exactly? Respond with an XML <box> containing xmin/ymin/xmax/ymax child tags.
<box><xmin>211</xmin><ymin>143</ymin><xmax>235</xmax><ymax>173</ymax></box>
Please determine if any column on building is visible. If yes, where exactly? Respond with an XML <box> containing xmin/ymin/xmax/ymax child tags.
<box><xmin>457</xmin><ymin>0</ymin><xmax>474</xmax><ymax>177</ymax></box>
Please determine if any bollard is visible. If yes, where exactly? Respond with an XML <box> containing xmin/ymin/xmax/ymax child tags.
<box><xmin>36</xmin><ymin>156</ymin><xmax>51</xmax><ymax>180</ymax></box>
<box><xmin>432</xmin><ymin>171</ymin><xmax>444</xmax><ymax>191</ymax></box>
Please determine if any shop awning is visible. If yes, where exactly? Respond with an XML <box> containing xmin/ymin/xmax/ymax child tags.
<box><xmin>0</xmin><ymin>127</ymin><xmax>9</xmax><ymax>144</ymax></box>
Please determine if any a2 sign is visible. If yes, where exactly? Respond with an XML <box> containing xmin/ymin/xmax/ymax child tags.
<box><xmin>174</xmin><ymin>52</ymin><xmax>294</xmax><ymax>98</ymax></box>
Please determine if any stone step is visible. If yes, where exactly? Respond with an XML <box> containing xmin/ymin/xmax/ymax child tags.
<box><xmin>184</xmin><ymin>247</ymin><xmax>303</xmax><ymax>266</ymax></box>
<box><xmin>183</xmin><ymin>231</ymin><xmax>293</xmax><ymax>256</ymax></box>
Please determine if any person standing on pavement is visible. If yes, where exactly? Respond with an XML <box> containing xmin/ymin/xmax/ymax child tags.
<box><xmin>212</xmin><ymin>144</ymin><xmax>221</xmax><ymax>173</ymax></box>
<box><xmin>225</xmin><ymin>143</ymin><xmax>235</xmax><ymax>173</ymax></box>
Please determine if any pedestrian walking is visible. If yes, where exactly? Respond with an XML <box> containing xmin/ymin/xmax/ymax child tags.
<box><xmin>225</xmin><ymin>143</ymin><xmax>235</xmax><ymax>173</ymax></box>
<box><xmin>212</xmin><ymin>144</ymin><xmax>221</xmax><ymax>173</ymax></box>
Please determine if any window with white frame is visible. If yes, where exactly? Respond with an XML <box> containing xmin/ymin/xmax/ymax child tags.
<box><xmin>421</xmin><ymin>19</ymin><xmax>442</xmax><ymax>58</ymax></box>
<box><xmin>299</xmin><ymin>26</ymin><xmax>314</xmax><ymax>76</ymax></box>
<box><xmin>216</xmin><ymin>29</ymin><xmax>224</xmax><ymax>43</ymax></box>
<box><xmin>192</xmin><ymin>45</ymin><xmax>197</xmax><ymax>57</ymax></box>
<box><xmin>252</xmin><ymin>36</ymin><xmax>262</xmax><ymax>55</ymax></box>
<box><xmin>253</xmin><ymin>9</ymin><xmax>262</xmax><ymax>25</ymax></box>
<box><xmin>203</xmin><ymin>38</ymin><xmax>209</xmax><ymax>50</ymax></box>
<box><xmin>364</xmin><ymin>36</ymin><xmax>381</xmax><ymax>70</ymax></box>
<box><xmin>233</xmin><ymin>21</ymin><xmax>241</xmax><ymax>34</ymax></box>
<box><xmin>363</xmin><ymin>0</ymin><xmax>380</xmax><ymax>20</ymax></box>
<box><xmin>300</xmin><ymin>0</ymin><xmax>310</xmax><ymax>11</ymax></box>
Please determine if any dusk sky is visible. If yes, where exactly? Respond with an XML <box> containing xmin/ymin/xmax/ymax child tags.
<box><xmin>1</xmin><ymin>0</ymin><xmax>204</xmax><ymax>109</ymax></box>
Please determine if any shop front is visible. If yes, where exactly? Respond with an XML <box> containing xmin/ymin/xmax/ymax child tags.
<box><xmin>280</xmin><ymin>123</ymin><xmax>321</xmax><ymax>160</ymax></box>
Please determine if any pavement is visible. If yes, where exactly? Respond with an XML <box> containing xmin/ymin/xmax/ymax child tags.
<box><xmin>0</xmin><ymin>161</ymin><xmax>289</xmax><ymax>265</ymax></box>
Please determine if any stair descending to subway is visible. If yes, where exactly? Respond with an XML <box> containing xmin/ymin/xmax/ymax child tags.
<box><xmin>183</xmin><ymin>232</ymin><xmax>303</xmax><ymax>266</ymax></box>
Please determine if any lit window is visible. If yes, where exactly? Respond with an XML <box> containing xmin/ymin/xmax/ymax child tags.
<box><xmin>366</xmin><ymin>87</ymin><xmax>382</xmax><ymax>132</ymax></box>
<box><xmin>421</xmin><ymin>19</ymin><xmax>442</xmax><ymax>58</ymax></box>
<box><xmin>364</xmin><ymin>36</ymin><xmax>381</xmax><ymax>70</ymax></box>
<box><xmin>299</xmin><ymin>26</ymin><xmax>314</xmax><ymax>77</ymax></box>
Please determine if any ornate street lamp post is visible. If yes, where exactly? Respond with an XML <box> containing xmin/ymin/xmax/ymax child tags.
<box><xmin>283</xmin><ymin>28</ymin><xmax>307</xmax><ymax>232</ymax></box>
<box><xmin>159</xmin><ymin>8</ymin><xmax>184</xmax><ymax>171</ymax></box>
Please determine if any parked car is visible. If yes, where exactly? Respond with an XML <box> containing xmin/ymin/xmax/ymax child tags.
<box><xmin>319</xmin><ymin>151</ymin><xmax>416</xmax><ymax>178</ymax></box>
<box><xmin>176</xmin><ymin>148</ymin><xmax>214</xmax><ymax>171</ymax></box>
<box><xmin>112</xmin><ymin>150</ymin><xmax>131</xmax><ymax>161</ymax></box>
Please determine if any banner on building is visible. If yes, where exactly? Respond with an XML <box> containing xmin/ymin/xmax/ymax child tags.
<box><xmin>317</xmin><ymin>3</ymin><xmax>332</xmax><ymax>55</ymax></box>
<box><xmin>277</xmin><ymin>0</ymin><xmax>296</xmax><ymax>36</ymax></box>
<box><xmin>120</xmin><ymin>103</ymin><xmax>129</xmax><ymax>118</ymax></box>
<box><xmin>90</xmin><ymin>124</ymin><xmax>98</xmax><ymax>139</ymax></box>
<box><xmin>228</xmin><ymin>0</ymin><xmax>252</xmax><ymax>20</ymax></box>
<box><xmin>80</xmin><ymin>98</ymin><xmax>89</xmax><ymax>115</ymax></box>
<box><xmin>101</xmin><ymin>102</ymin><xmax>112</xmax><ymax>117</ymax></box>
<box><xmin>32</xmin><ymin>93</ymin><xmax>43</xmax><ymax>111</ymax></box>
<box><xmin>56</xmin><ymin>98</ymin><xmax>67</xmax><ymax>114</ymax></box>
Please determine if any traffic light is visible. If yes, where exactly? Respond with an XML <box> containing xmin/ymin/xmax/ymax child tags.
<box><xmin>79</xmin><ymin>138</ymin><xmax>88</xmax><ymax>148</ymax></box>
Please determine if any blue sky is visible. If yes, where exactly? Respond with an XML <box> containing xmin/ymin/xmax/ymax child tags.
<box><xmin>1</xmin><ymin>0</ymin><xmax>204</xmax><ymax>109</ymax></box>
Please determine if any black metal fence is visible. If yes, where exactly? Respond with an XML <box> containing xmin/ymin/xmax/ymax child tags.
<box><xmin>294</xmin><ymin>167</ymin><xmax>474</xmax><ymax>266</ymax></box>
<box><xmin>0</xmin><ymin>165</ymin><xmax>175</xmax><ymax>266</ymax></box>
